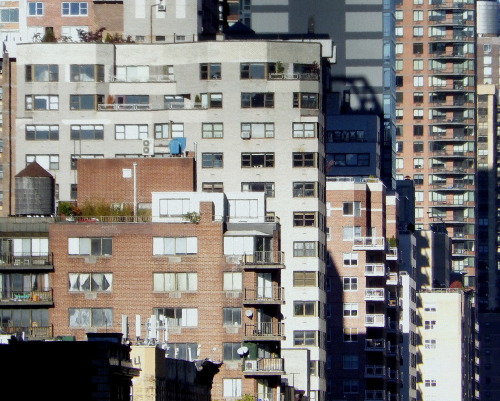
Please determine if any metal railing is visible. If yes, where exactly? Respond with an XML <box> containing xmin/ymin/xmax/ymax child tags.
<box><xmin>365</xmin><ymin>365</ymin><xmax>385</xmax><ymax>377</ymax></box>
<box><xmin>244</xmin><ymin>322</ymin><xmax>284</xmax><ymax>338</ymax></box>
<box><xmin>0</xmin><ymin>324</ymin><xmax>53</xmax><ymax>338</ymax></box>
<box><xmin>365</xmin><ymin>264</ymin><xmax>385</xmax><ymax>276</ymax></box>
<box><xmin>365</xmin><ymin>288</ymin><xmax>385</xmax><ymax>301</ymax></box>
<box><xmin>365</xmin><ymin>338</ymin><xmax>385</xmax><ymax>351</ymax></box>
<box><xmin>111</xmin><ymin>74</ymin><xmax>175</xmax><ymax>83</ymax></box>
<box><xmin>243</xmin><ymin>358</ymin><xmax>284</xmax><ymax>374</ymax></box>
<box><xmin>98</xmin><ymin>103</ymin><xmax>152</xmax><ymax>111</ymax></box>
<box><xmin>0</xmin><ymin>253</ymin><xmax>53</xmax><ymax>267</ymax></box>
<box><xmin>243</xmin><ymin>287</ymin><xmax>284</xmax><ymax>303</ymax></box>
<box><xmin>241</xmin><ymin>251</ymin><xmax>284</xmax><ymax>266</ymax></box>
<box><xmin>365</xmin><ymin>314</ymin><xmax>385</xmax><ymax>327</ymax></box>
<box><xmin>353</xmin><ymin>237</ymin><xmax>385</xmax><ymax>250</ymax></box>
<box><xmin>268</xmin><ymin>72</ymin><xmax>318</xmax><ymax>80</ymax></box>
<box><xmin>1</xmin><ymin>288</ymin><xmax>53</xmax><ymax>303</ymax></box>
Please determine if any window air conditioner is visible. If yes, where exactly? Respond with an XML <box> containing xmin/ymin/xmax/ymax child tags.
<box><xmin>142</xmin><ymin>139</ymin><xmax>154</xmax><ymax>156</ymax></box>
<box><xmin>245</xmin><ymin>360</ymin><xmax>257</xmax><ymax>370</ymax></box>
<box><xmin>241</xmin><ymin>132</ymin><xmax>251</xmax><ymax>139</ymax></box>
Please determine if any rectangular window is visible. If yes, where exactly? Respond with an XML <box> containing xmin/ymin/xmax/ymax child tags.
<box><xmin>153</xmin><ymin>307</ymin><xmax>198</xmax><ymax>327</ymax></box>
<box><xmin>424</xmin><ymin>320</ymin><xmax>436</xmax><ymax>330</ymax></box>
<box><xmin>293</xmin><ymin>212</ymin><xmax>317</xmax><ymax>227</ymax></box>
<box><xmin>202</xmin><ymin>182</ymin><xmax>223</xmax><ymax>193</ymax></box>
<box><xmin>241</xmin><ymin>123</ymin><xmax>274</xmax><ymax>139</ymax></box>
<box><xmin>241</xmin><ymin>153</ymin><xmax>274</xmax><ymax>168</ymax></box>
<box><xmin>153</xmin><ymin>237</ymin><xmax>197</xmax><ymax>255</ymax></box>
<box><xmin>70</xmin><ymin>125</ymin><xmax>104</xmax><ymax>140</ymax></box>
<box><xmin>414</xmin><ymin>158</ymin><xmax>423</xmax><ymax>169</ymax></box>
<box><xmin>293</xmin><ymin>152</ymin><xmax>317</xmax><ymax>167</ymax></box>
<box><xmin>343</xmin><ymin>379</ymin><xmax>359</xmax><ymax>394</ymax></box>
<box><xmin>414</xmin><ymin>142</ymin><xmax>424</xmax><ymax>152</ymax></box>
<box><xmin>68</xmin><ymin>237</ymin><xmax>112</xmax><ymax>256</ymax></box>
<box><xmin>223</xmin><ymin>343</ymin><xmax>241</xmax><ymax>361</ymax></box>
<box><xmin>115</xmin><ymin>125</ymin><xmax>148</xmax><ymax>140</ymax></box>
<box><xmin>343</xmin><ymin>328</ymin><xmax>358</xmax><ymax>342</ymax></box>
<box><xmin>329</xmin><ymin>153</ymin><xmax>369</xmax><ymax>167</ymax></box>
<box><xmin>165</xmin><ymin>95</ymin><xmax>186</xmax><ymax>109</ymax></box>
<box><xmin>343</xmin><ymin>354</ymin><xmax>359</xmax><ymax>369</ymax></box>
<box><xmin>293</xmin><ymin>122</ymin><xmax>316</xmax><ymax>138</ymax></box>
<box><xmin>240</xmin><ymin>63</ymin><xmax>271</xmax><ymax>79</ymax></box>
<box><xmin>241</xmin><ymin>93</ymin><xmax>274</xmax><ymax>108</ymax></box>
<box><xmin>424</xmin><ymin>339</ymin><xmax>437</xmax><ymax>349</ymax></box>
<box><xmin>293</xmin><ymin>241</ymin><xmax>317</xmax><ymax>257</ymax></box>
<box><xmin>414</xmin><ymin>125</ymin><xmax>424</xmax><ymax>136</ymax></box>
<box><xmin>200</xmin><ymin>93</ymin><xmax>222</xmax><ymax>108</ymax></box>
<box><xmin>294</xmin><ymin>330</ymin><xmax>317</xmax><ymax>346</ymax></box>
<box><xmin>26</xmin><ymin>155</ymin><xmax>59</xmax><ymax>170</ymax></box>
<box><xmin>202</xmin><ymin>153</ymin><xmax>223</xmax><ymax>168</ymax></box>
<box><xmin>25</xmin><ymin>65</ymin><xmax>58</xmax><ymax>82</ymax></box>
<box><xmin>62</xmin><ymin>2</ymin><xmax>88</xmax><ymax>16</ymax></box>
<box><xmin>153</xmin><ymin>272</ymin><xmax>197</xmax><ymax>292</ymax></box>
<box><xmin>425</xmin><ymin>380</ymin><xmax>437</xmax><ymax>387</ymax></box>
<box><xmin>223</xmin><ymin>272</ymin><xmax>242</xmax><ymax>291</ymax></box>
<box><xmin>202</xmin><ymin>123</ymin><xmax>223</xmax><ymax>139</ymax></box>
<box><xmin>241</xmin><ymin>182</ymin><xmax>275</xmax><ymax>197</ymax></box>
<box><xmin>70</xmin><ymin>64</ymin><xmax>104</xmax><ymax>82</ymax></box>
<box><xmin>343</xmin><ymin>303</ymin><xmax>358</xmax><ymax>317</ymax></box>
<box><xmin>69</xmin><ymin>308</ymin><xmax>112</xmax><ymax>327</ymax></box>
<box><xmin>223</xmin><ymin>379</ymin><xmax>242</xmax><ymax>398</ymax></box>
<box><xmin>25</xmin><ymin>95</ymin><xmax>59</xmax><ymax>111</ymax></box>
<box><xmin>293</xmin><ymin>182</ymin><xmax>317</xmax><ymax>197</ymax></box>
<box><xmin>343</xmin><ymin>253</ymin><xmax>358</xmax><ymax>266</ymax></box>
<box><xmin>68</xmin><ymin>273</ymin><xmax>112</xmax><ymax>292</ymax></box>
<box><xmin>166</xmin><ymin>343</ymin><xmax>197</xmax><ymax>361</ymax></box>
<box><xmin>223</xmin><ymin>307</ymin><xmax>242</xmax><ymax>326</ymax></box>
<box><xmin>0</xmin><ymin>8</ymin><xmax>19</xmax><ymax>22</ymax></box>
<box><xmin>70</xmin><ymin>94</ymin><xmax>103</xmax><ymax>111</ymax></box>
<box><xmin>293</xmin><ymin>92</ymin><xmax>319</xmax><ymax>109</ymax></box>
<box><xmin>293</xmin><ymin>271</ymin><xmax>317</xmax><ymax>287</ymax></box>
<box><xmin>342</xmin><ymin>226</ymin><xmax>361</xmax><ymax>241</ymax></box>
<box><xmin>294</xmin><ymin>301</ymin><xmax>317</xmax><ymax>316</ymax></box>
<box><xmin>200</xmin><ymin>63</ymin><xmax>221</xmax><ymax>80</ymax></box>
<box><xmin>343</xmin><ymin>202</ymin><xmax>361</xmax><ymax>216</ymax></box>
<box><xmin>158</xmin><ymin>198</ymin><xmax>189</xmax><ymax>216</ymax></box>
<box><xmin>414</xmin><ymin>174</ymin><xmax>424</xmax><ymax>185</ymax></box>
<box><xmin>343</xmin><ymin>277</ymin><xmax>358</xmax><ymax>291</ymax></box>
<box><xmin>26</xmin><ymin>125</ymin><xmax>59</xmax><ymax>141</ymax></box>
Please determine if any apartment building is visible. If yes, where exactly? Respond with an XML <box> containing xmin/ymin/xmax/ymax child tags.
<box><xmin>395</xmin><ymin>0</ymin><xmax>477</xmax><ymax>287</ymax></box>
<box><xmin>325</xmin><ymin>178</ymin><xmax>400</xmax><ymax>401</ymax></box>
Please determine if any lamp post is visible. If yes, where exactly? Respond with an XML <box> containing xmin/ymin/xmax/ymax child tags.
<box><xmin>150</xmin><ymin>0</ymin><xmax>166</xmax><ymax>43</ymax></box>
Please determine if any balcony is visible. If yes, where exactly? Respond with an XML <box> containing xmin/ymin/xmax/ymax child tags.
<box><xmin>387</xmin><ymin>319</ymin><xmax>399</xmax><ymax>333</ymax></box>
<box><xmin>241</xmin><ymin>251</ymin><xmax>285</xmax><ymax>269</ymax></box>
<box><xmin>386</xmin><ymin>247</ymin><xmax>398</xmax><ymax>260</ymax></box>
<box><xmin>430</xmin><ymin>167</ymin><xmax>473</xmax><ymax>174</ymax></box>
<box><xmin>386</xmin><ymin>342</ymin><xmax>398</xmax><ymax>356</ymax></box>
<box><xmin>1</xmin><ymin>324</ymin><xmax>53</xmax><ymax>338</ymax></box>
<box><xmin>0</xmin><ymin>254</ymin><xmax>53</xmax><ymax>270</ymax></box>
<box><xmin>387</xmin><ymin>368</ymin><xmax>399</xmax><ymax>382</ymax></box>
<box><xmin>365</xmin><ymin>390</ymin><xmax>385</xmax><ymax>401</ymax></box>
<box><xmin>428</xmin><ymin>17</ymin><xmax>474</xmax><ymax>26</ymax></box>
<box><xmin>387</xmin><ymin>296</ymin><xmax>399</xmax><ymax>309</ymax></box>
<box><xmin>365</xmin><ymin>365</ymin><xmax>385</xmax><ymax>378</ymax></box>
<box><xmin>365</xmin><ymin>338</ymin><xmax>385</xmax><ymax>352</ymax></box>
<box><xmin>243</xmin><ymin>322</ymin><xmax>284</xmax><ymax>341</ymax></box>
<box><xmin>430</xmin><ymin>34</ymin><xmax>474</xmax><ymax>43</ymax></box>
<box><xmin>365</xmin><ymin>314</ymin><xmax>385</xmax><ymax>328</ymax></box>
<box><xmin>353</xmin><ymin>237</ymin><xmax>385</xmax><ymax>251</ymax></box>
<box><xmin>98</xmin><ymin>103</ymin><xmax>152</xmax><ymax>111</ymax></box>
<box><xmin>111</xmin><ymin>74</ymin><xmax>175</xmax><ymax>83</ymax></box>
<box><xmin>430</xmin><ymin>150</ymin><xmax>474</xmax><ymax>158</ymax></box>
<box><xmin>0</xmin><ymin>289</ymin><xmax>53</xmax><ymax>306</ymax></box>
<box><xmin>429</xmin><ymin>51</ymin><xmax>475</xmax><ymax>60</ymax></box>
<box><xmin>387</xmin><ymin>273</ymin><xmax>398</xmax><ymax>285</ymax></box>
<box><xmin>243</xmin><ymin>358</ymin><xmax>285</xmax><ymax>376</ymax></box>
<box><xmin>429</xmin><ymin>2</ymin><xmax>475</xmax><ymax>10</ymax></box>
<box><xmin>365</xmin><ymin>288</ymin><xmax>385</xmax><ymax>301</ymax></box>
<box><xmin>243</xmin><ymin>287</ymin><xmax>284</xmax><ymax>305</ymax></box>
<box><xmin>365</xmin><ymin>264</ymin><xmax>385</xmax><ymax>276</ymax></box>
<box><xmin>268</xmin><ymin>73</ymin><xmax>318</xmax><ymax>81</ymax></box>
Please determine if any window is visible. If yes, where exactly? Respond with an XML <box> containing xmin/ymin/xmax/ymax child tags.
<box><xmin>223</xmin><ymin>379</ymin><xmax>242</xmax><ymax>397</ymax></box>
<box><xmin>25</xmin><ymin>95</ymin><xmax>59</xmax><ymax>111</ymax></box>
<box><xmin>293</xmin><ymin>182</ymin><xmax>317</xmax><ymax>198</ymax></box>
<box><xmin>413</xmin><ymin>10</ymin><xmax>423</xmax><ymax>21</ymax></box>
<box><xmin>396</xmin><ymin>142</ymin><xmax>403</xmax><ymax>153</ymax></box>
<box><xmin>293</xmin><ymin>92</ymin><xmax>318</xmax><ymax>109</ymax></box>
<box><xmin>343</xmin><ymin>379</ymin><xmax>359</xmax><ymax>394</ymax></box>
<box><xmin>293</xmin><ymin>242</ymin><xmax>317</xmax><ymax>257</ymax></box>
<box><xmin>154</xmin><ymin>123</ymin><xmax>183</xmax><ymax>139</ymax></box>
<box><xmin>166</xmin><ymin>343</ymin><xmax>198</xmax><ymax>360</ymax></box>
<box><xmin>241</xmin><ymin>123</ymin><xmax>274</xmax><ymax>139</ymax></box>
<box><xmin>165</xmin><ymin>95</ymin><xmax>186</xmax><ymax>109</ymax></box>
<box><xmin>414</xmin><ymin>125</ymin><xmax>424</xmax><ymax>136</ymax></box>
<box><xmin>26</xmin><ymin>155</ymin><xmax>59</xmax><ymax>170</ymax></box>
<box><xmin>69</xmin><ymin>308</ymin><xmax>112</xmax><ymax>327</ymax></box>
<box><xmin>153</xmin><ymin>307</ymin><xmax>198</xmax><ymax>327</ymax></box>
<box><xmin>223</xmin><ymin>307</ymin><xmax>241</xmax><ymax>326</ymax></box>
<box><xmin>413</xmin><ymin>60</ymin><xmax>423</xmax><ymax>71</ymax></box>
<box><xmin>415</xmin><ymin>191</ymin><xmax>424</xmax><ymax>202</ymax></box>
<box><xmin>395</xmin><ymin>158</ymin><xmax>403</xmax><ymax>169</ymax></box>
<box><xmin>223</xmin><ymin>343</ymin><xmax>240</xmax><ymax>361</ymax></box>
<box><xmin>202</xmin><ymin>123</ymin><xmax>223</xmax><ymax>139</ymax></box>
<box><xmin>343</xmin><ymin>355</ymin><xmax>358</xmax><ymax>370</ymax></box>
<box><xmin>396</xmin><ymin>76</ymin><xmax>403</xmax><ymax>87</ymax></box>
<box><xmin>328</xmin><ymin>153</ymin><xmax>369</xmax><ymax>167</ymax></box>
<box><xmin>293</xmin><ymin>152</ymin><xmax>317</xmax><ymax>167</ymax></box>
<box><xmin>293</xmin><ymin>212</ymin><xmax>317</xmax><ymax>227</ymax></box>
<box><xmin>343</xmin><ymin>328</ymin><xmax>358</xmax><ymax>342</ymax></box>
<box><xmin>25</xmin><ymin>65</ymin><xmax>58</xmax><ymax>82</ymax></box>
<box><xmin>414</xmin><ymin>158</ymin><xmax>423</xmax><ymax>169</ymax></box>
<box><xmin>202</xmin><ymin>182</ymin><xmax>223</xmax><ymax>193</ymax></box>
<box><xmin>395</xmin><ymin>59</ymin><xmax>403</xmax><ymax>71</ymax></box>
<box><xmin>413</xmin><ymin>43</ymin><xmax>423</xmax><ymax>54</ymax></box>
<box><xmin>395</xmin><ymin>27</ymin><xmax>403</xmax><ymax>37</ymax></box>
<box><xmin>240</xmin><ymin>63</ymin><xmax>273</xmax><ymax>79</ymax></box>
<box><xmin>424</xmin><ymin>320</ymin><xmax>436</xmax><ymax>330</ymax></box>
<box><xmin>413</xmin><ymin>26</ymin><xmax>423</xmax><ymax>36</ymax></box>
<box><xmin>343</xmin><ymin>303</ymin><xmax>358</xmax><ymax>317</ymax></box>
<box><xmin>153</xmin><ymin>237</ymin><xmax>197</xmax><ymax>255</ymax></box>
<box><xmin>68</xmin><ymin>273</ymin><xmax>112</xmax><ymax>292</ymax></box>
<box><xmin>294</xmin><ymin>301</ymin><xmax>316</xmax><ymax>316</ymax></box>
<box><xmin>241</xmin><ymin>182</ymin><xmax>275</xmax><ymax>197</ymax></box>
<box><xmin>484</xmin><ymin>44</ymin><xmax>492</xmax><ymax>54</ymax></box>
<box><xmin>70</xmin><ymin>125</ymin><xmax>104</xmax><ymax>140</ymax></box>
<box><xmin>153</xmin><ymin>272</ymin><xmax>197</xmax><ymax>292</ymax></box>
<box><xmin>343</xmin><ymin>277</ymin><xmax>358</xmax><ymax>291</ymax></box>
<box><xmin>396</xmin><ymin>108</ymin><xmax>403</xmax><ymax>119</ymax></box>
<box><xmin>424</xmin><ymin>379</ymin><xmax>437</xmax><ymax>387</ymax></box>
<box><xmin>342</xmin><ymin>226</ymin><xmax>361</xmax><ymax>241</ymax></box>
<box><xmin>293</xmin><ymin>271</ymin><xmax>317</xmax><ymax>286</ymax></box>
<box><xmin>414</xmin><ymin>76</ymin><xmax>424</xmax><ymax>87</ymax></box>
<box><xmin>68</xmin><ymin>237</ymin><xmax>112</xmax><ymax>256</ymax></box>
<box><xmin>241</xmin><ymin>153</ymin><xmax>274</xmax><ymax>168</ymax></box>
<box><xmin>413</xmin><ymin>142</ymin><xmax>424</xmax><ymax>152</ymax></box>
<box><xmin>70</xmin><ymin>154</ymin><xmax>103</xmax><ymax>170</ymax></box>
<box><xmin>115</xmin><ymin>125</ymin><xmax>148</xmax><ymax>140</ymax></box>
<box><xmin>62</xmin><ymin>2</ymin><xmax>88</xmax><ymax>16</ymax></box>
<box><xmin>424</xmin><ymin>339</ymin><xmax>437</xmax><ymax>349</ymax></box>
<box><xmin>343</xmin><ymin>202</ymin><xmax>361</xmax><ymax>216</ymax></box>
<box><xmin>342</xmin><ymin>252</ymin><xmax>358</xmax><ymax>266</ymax></box>
<box><xmin>241</xmin><ymin>92</ymin><xmax>274</xmax><ymax>108</ymax></box>
<box><xmin>202</xmin><ymin>153</ymin><xmax>223</xmax><ymax>168</ymax></box>
<box><xmin>0</xmin><ymin>8</ymin><xmax>19</xmax><ymax>22</ymax></box>
<box><xmin>395</xmin><ymin>43</ymin><xmax>403</xmax><ymax>54</ymax></box>
<box><xmin>70</xmin><ymin>184</ymin><xmax>77</xmax><ymax>200</ymax></box>
<box><xmin>26</xmin><ymin>125</ymin><xmax>59</xmax><ymax>141</ymax></box>
<box><xmin>200</xmin><ymin>63</ymin><xmax>221</xmax><ymax>80</ymax></box>
<box><xmin>70</xmin><ymin>65</ymin><xmax>104</xmax><ymax>82</ymax></box>
<box><xmin>413</xmin><ymin>93</ymin><xmax>424</xmax><ymax>104</ymax></box>
<box><xmin>424</xmin><ymin>305</ymin><xmax>436</xmax><ymax>312</ymax></box>
<box><xmin>413</xmin><ymin>109</ymin><xmax>424</xmax><ymax>120</ymax></box>
<box><xmin>294</xmin><ymin>330</ymin><xmax>317</xmax><ymax>346</ymax></box>
<box><xmin>70</xmin><ymin>94</ymin><xmax>103</xmax><ymax>110</ymax></box>
<box><xmin>414</xmin><ymin>174</ymin><xmax>424</xmax><ymax>185</ymax></box>
<box><xmin>293</xmin><ymin>122</ymin><xmax>316</xmax><ymax>138</ymax></box>
<box><xmin>158</xmin><ymin>199</ymin><xmax>189</xmax><ymax>216</ymax></box>
<box><xmin>223</xmin><ymin>272</ymin><xmax>242</xmax><ymax>291</ymax></box>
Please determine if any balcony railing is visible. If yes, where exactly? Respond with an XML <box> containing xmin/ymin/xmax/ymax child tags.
<box><xmin>243</xmin><ymin>358</ymin><xmax>284</xmax><ymax>375</ymax></box>
<box><xmin>386</xmin><ymin>342</ymin><xmax>399</xmax><ymax>356</ymax></box>
<box><xmin>387</xmin><ymin>273</ymin><xmax>398</xmax><ymax>285</ymax></box>
<box><xmin>365</xmin><ymin>390</ymin><xmax>385</xmax><ymax>401</ymax></box>
<box><xmin>365</xmin><ymin>365</ymin><xmax>385</xmax><ymax>378</ymax></box>
<box><xmin>268</xmin><ymin>72</ymin><xmax>318</xmax><ymax>81</ymax></box>
<box><xmin>111</xmin><ymin>74</ymin><xmax>175</xmax><ymax>83</ymax></box>
<box><xmin>0</xmin><ymin>253</ymin><xmax>53</xmax><ymax>268</ymax></box>
<box><xmin>243</xmin><ymin>287</ymin><xmax>284</xmax><ymax>304</ymax></box>
<box><xmin>387</xmin><ymin>319</ymin><xmax>399</xmax><ymax>332</ymax></box>
<box><xmin>365</xmin><ymin>264</ymin><xmax>385</xmax><ymax>276</ymax></box>
<box><xmin>365</xmin><ymin>314</ymin><xmax>385</xmax><ymax>328</ymax></box>
<box><xmin>241</xmin><ymin>251</ymin><xmax>285</xmax><ymax>267</ymax></box>
<box><xmin>244</xmin><ymin>322</ymin><xmax>284</xmax><ymax>339</ymax></box>
<box><xmin>1</xmin><ymin>324</ymin><xmax>53</xmax><ymax>338</ymax></box>
<box><xmin>1</xmin><ymin>289</ymin><xmax>53</xmax><ymax>304</ymax></box>
<box><xmin>386</xmin><ymin>247</ymin><xmax>398</xmax><ymax>260</ymax></box>
<box><xmin>387</xmin><ymin>368</ymin><xmax>399</xmax><ymax>381</ymax></box>
<box><xmin>365</xmin><ymin>338</ymin><xmax>385</xmax><ymax>351</ymax></box>
<box><xmin>98</xmin><ymin>103</ymin><xmax>152</xmax><ymax>111</ymax></box>
<box><xmin>353</xmin><ymin>237</ymin><xmax>385</xmax><ymax>250</ymax></box>
<box><xmin>365</xmin><ymin>288</ymin><xmax>385</xmax><ymax>301</ymax></box>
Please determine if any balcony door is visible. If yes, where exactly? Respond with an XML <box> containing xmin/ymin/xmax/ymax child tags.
<box><xmin>257</xmin><ymin>273</ymin><xmax>272</xmax><ymax>299</ymax></box>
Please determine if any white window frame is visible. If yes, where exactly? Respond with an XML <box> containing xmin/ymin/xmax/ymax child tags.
<box><xmin>223</xmin><ymin>272</ymin><xmax>242</xmax><ymax>291</ymax></box>
<box><xmin>115</xmin><ymin>124</ymin><xmax>148</xmax><ymax>140</ymax></box>
<box><xmin>61</xmin><ymin>2</ymin><xmax>88</xmax><ymax>16</ymax></box>
<box><xmin>153</xmin><ymin>237</ymin><xmax>197</xmax><ymax>256</ymax></box>
<box><xmin>153</xmin><ymin>272</ymin><xmax>197</xmax><ymax>292</ymax></box>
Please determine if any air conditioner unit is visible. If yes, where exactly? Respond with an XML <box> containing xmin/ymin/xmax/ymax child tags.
<box><xmin>241</xmin><ymin>132</ymin><xmax>251</xmax><ymax>139</ymax></box>
<box><xmin>142</xmin><ymin>139</ymin><xmax>154</xmax><ymax>156</ymax></box>
<box><xmin>245</xmin><ymin>360</ymin><xmax>257</xmax><ymax>370</ymax></box>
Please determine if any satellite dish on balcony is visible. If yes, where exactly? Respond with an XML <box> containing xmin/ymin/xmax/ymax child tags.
<box><xmin>237</xmin><ymin>346</ymin><xmax>249</xmax><ymax>356</ymax></box>
<box><xmin>245</xmin><ymin>309</ymin><xmax>253</xmax><ymax>318</ymax></box>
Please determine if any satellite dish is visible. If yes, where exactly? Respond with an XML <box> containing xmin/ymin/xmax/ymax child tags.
<box><xmin>245</xmin><ymin>309</ymin><xmax>253</xmax><ymax>318</ymax></box>
<box><xmin>236</xmin><ymin>346</ymin><xmax>249</xmax><ymax>356</ymax></box>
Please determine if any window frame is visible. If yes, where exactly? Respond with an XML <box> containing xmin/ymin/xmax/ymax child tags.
<box><xmin>68</xmin><ymin>308</ymin><xmax>112</xmax><ymax>327</ymax></box>
<box><xmin>62</xmin><ymin>2</ymin><xmax>88</xmax><ymax>16</ymax></box>
<box><xmin>293</xmin><ymin>271</ymin><xmax>317</xmax><ymax>287</ymax></box>
<box><xmin>200</xmin><ymin>63</ymin><xmax>221</xmax><ymax>80</ymax></box>
<box><xmin>241</xmin><ymin>153</ymin><xmax>275</xmax><ymax>168</ymax></box>
<box><xmin>26</xmin><ymin>125</ymin><xmax>59</xmax><ymax>141</ymax></box>
<box><xmin>25</xmin><ymin>64</ymin><xmax>58</xmax><ymax>82</ymax></box>
<box><xmin>202</xmin><ymin>123</ymin><xmax>224</xmax><ymax>139</ymax></box>
<box><xmin>70</xmin><ymin>64</ymin><xmax>104</xmax><ymax>82</ymax></box>
<box><xmin>201</xmin><ymin>153</ymin><xmax>223</xmax><ymax>168</ymax></box>
<box><xmin>68</xmin><ymin>272</ymin><xmax>112</xmax><ymax>293</ymax></box>
<box><xmin>293</xmin><ymin>212</ymin><xmax>317</xmax><ymax>227</ymax></box>
<box><xmin>293</xmin><ymin>182</ymin><xmax>317</xmax><ymax>198</ymax></box>
<box><xmin>293</xmin><ymin>241</ymin><xmax>317</xmax><ymax>257</ymax></box>
<box><xmin>293</xmin><ymin>92</ymin><xmax>319</xmax><ymax>109</ymax></box>
<box><xmin>241</xmin><ymin>92</ymin><xmax>274</xmax><ymax>108</ymax></box>
<box><xmin>153</xmin><ymin>272</ymin><xmax>198</xmax><ymax>292</ymax></box>
<box><xmin>25</xmin><ymin>95</ymin><xmax>59</xmax><ymax>111</ymax></box>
